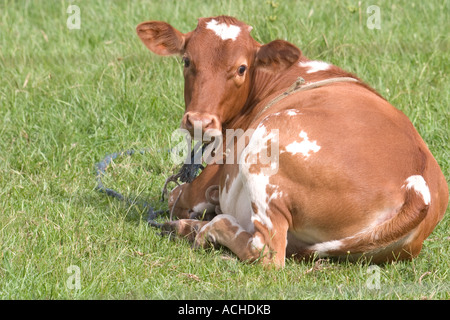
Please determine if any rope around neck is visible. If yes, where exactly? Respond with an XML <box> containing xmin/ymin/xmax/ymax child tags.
<box><xmin>254</xmin><ymin>76</ymin><xmax>359</xmax><ymax>120</ymax></box>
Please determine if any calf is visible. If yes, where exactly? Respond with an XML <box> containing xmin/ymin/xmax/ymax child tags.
<box><xmin>137</xmin><ymin>16</ymin><xmax>448</xmax><ymax>266</ymax></box>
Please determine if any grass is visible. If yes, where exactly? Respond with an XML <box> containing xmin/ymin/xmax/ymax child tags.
<box><xmin>0</xmin><ymin>0</ymin><xmax>448</xmax><ymax>299</ymax></box>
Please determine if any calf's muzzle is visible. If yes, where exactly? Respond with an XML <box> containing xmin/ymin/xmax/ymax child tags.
<box><xmin>182</xmin><ymin>111</ymin><xmax>222</xmax><ymax>140</ymax></box>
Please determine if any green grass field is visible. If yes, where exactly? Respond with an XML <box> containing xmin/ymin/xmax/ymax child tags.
<box><xmin>0</xmin><ymin>0</ymin><xmax>448</xmax><ymax>299</ymax></box>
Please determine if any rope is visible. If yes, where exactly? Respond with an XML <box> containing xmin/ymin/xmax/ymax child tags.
<box><xmin>94</xmin><ymin>149</ymin><xmax>166</xmax><ymax>228</ymax></box>
<box><xmin>95</xmin><ymin>144</ymin><xmax>205</xmax><ymax>228</ymax></box>
<box><xmin>254</xmin><ymin>76</ymin><xmax>359</xmax><ymax>119</ymax></box>
<box><xmin>160</xmin><ymin>142</ymin><xmax>205</xmax><ymax>202</ymax></box>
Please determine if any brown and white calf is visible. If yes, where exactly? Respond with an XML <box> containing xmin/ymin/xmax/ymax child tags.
<box><xmin>137</xmin><ymin>16</ymin><xmax>448</xmax><ymax>266</ymax></box>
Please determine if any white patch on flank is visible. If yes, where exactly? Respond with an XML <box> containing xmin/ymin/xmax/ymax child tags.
<box><xmin>219</xmin><ymin>122</ymin><xmax>282</xmax><ymax>234</ymax></box>
<box><xmin>404</xmin><ymin>175</ymin><xmax>431</xmax><ymax>205</ymax></box>
<box><xmin>242</xmin><ymin>124</ymin><xmax>278</xmax><ymax>160</ymax></box>
<box><xmin>220</xmin><ymin>175</ymin><xmax>254</xmax><ymax>233</ymax></box>
<box><xmin>206</xmin><ymin>19</ymin><xmax>241</xmax><ymax>41</ymax></box>
<box><xmin>299</xmin><ymin>60</ymin><xmax>331</xmax><ymax>73</ymax></box>
<box><xmin>282</xmin><ymin>130</ymin><xmax>321</xmax><ymax>159</ymax></box>
<box><xmin>236</xmin><ymin>123</ymin><xmax>283</xmax><ymax>231</ymax></box>
<box><xmin>239</xmin><ymin>123</ymin><xmax>280</xmax><ymax>176</ymax></box>
<box><xmin>245</xmin><ymin>172</ymin><xmax>283</xmax><ymax>231</ymax></box>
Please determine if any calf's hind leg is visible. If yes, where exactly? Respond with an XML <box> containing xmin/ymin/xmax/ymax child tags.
<box><xmin>194</xmin><ymin>213</ymin><xmax>289</xmax><ymax>267</ymax></box>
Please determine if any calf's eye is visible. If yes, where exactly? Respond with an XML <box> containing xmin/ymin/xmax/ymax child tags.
<box><xmin>182</xmin><ymin>57</ymin><xmax>190</xmax><ymax>68</ymax></box>
<box><xmin>237</xmin><ymin>65</ymin><xmax>247</xmax><ymax>76</ymax></box>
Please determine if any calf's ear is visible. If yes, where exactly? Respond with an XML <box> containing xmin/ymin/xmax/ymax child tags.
<box><xmin>255</xmin><ymin>40</ymin><xmax>301</xmax><ymax>72</ymax></box>
<box><xmin>136</xmin><ymin>21</ymin><xmax>187</xmax><ymax>56</ymax></box>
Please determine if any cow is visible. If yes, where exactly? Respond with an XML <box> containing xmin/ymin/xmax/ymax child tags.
<box><xmin>137</xmin><ymin>16</ymin><xmax>448</xmax><ymax>266</ymax></box>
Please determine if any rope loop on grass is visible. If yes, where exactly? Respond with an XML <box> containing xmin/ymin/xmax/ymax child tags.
<box><xmin>94</xmin><ymin>145</ymin><xmax>205</xmax><ymax>229</ymax></box>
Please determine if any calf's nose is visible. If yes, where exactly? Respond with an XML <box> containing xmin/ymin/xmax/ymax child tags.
<box><xmin>182</xmin><ymin>112</ymin><xmax>221</xmax><ymax>139</ymax></box>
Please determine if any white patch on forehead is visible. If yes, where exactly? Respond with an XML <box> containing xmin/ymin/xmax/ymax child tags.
<box><xmin>206</xmin><ymin>19</ymin><xmax>241</xmax><ymax>41</ymax></box>
<box><xmin>282</xmin><ymin>130</ymin><xmax>321</xmax><ymax>159</ymax></box>
<box><xmin>403</xmin><ymin>175</ymin><xmax>431</xmax><ymax>205</ymax></box>
<box><xmin>299</xmin><ymin>60</ymin><xmax>331</xmax><ymax>73</ymax></box>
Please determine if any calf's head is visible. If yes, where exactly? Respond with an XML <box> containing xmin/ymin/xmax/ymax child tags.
<box><xmin>137</xmin><ymin>16</ymin><xmax>301</xmax><ymax>141</ymax></box>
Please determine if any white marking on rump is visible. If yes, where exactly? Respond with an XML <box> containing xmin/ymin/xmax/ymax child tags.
<box><xmin>403</xmin><ymin>175</ymin><xmax>431</xmax><ymax>205</ymax></box>
<box><xmin>299</xmin><ymin>60</ymin><xmax>331</xmax><ymax>73</ymax></box>
<box><xmin>206</xmin><ymin>19</ymin><xmax>241</xmax><ymax>41</ymax></box>
<box><xmin>282</xmin><ymin>130</ymin><xmax>321</xmax><ymax>159</ymax></box>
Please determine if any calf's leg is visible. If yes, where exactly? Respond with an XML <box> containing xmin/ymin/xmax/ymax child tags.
<box><xmin>194</xmin><ymin>213</ymin><xmax>289</xmax><ymax>267</ymax></box>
